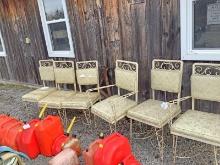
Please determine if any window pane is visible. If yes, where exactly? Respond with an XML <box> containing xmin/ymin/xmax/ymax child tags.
<box><xmin>43</xmin><ymin>0</ymin><xmax>64</xmax><ymax>21</ymax></box>
<box><xmin>193</xmin><ymin>0</ymin><xmax>220</xmax><ymax>49</ymax></box>
<box><xmin>0</xmin><ymin>39</ymin><xmax>3</xmax><ymax>52</ymax></box>
<box><xmin>48</xmin><ymin>22</ymin><xmax>70</xmax><ymax>51</ymax></box>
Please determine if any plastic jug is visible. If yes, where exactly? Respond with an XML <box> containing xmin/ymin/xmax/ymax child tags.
<box><xmin>16</xmin><ymin>119</ymin><xmax>41</xmax><ymax>159</ymax></box>
<box><xmin>0</xmin><ymin>115</ymin><xmax>13</xmax><ymax>128</ymax></box>
<box><xmin>35</xmin><ymin>115</ymin><xmax>64</xmax><ymax>157</ymax></box>
<box><xmin>52</xmin><ymin>117</ymin><xmax>81</xmax><ymax>156</ymax></box>
<box><xmin>119</xmin><ymin>154</ymin><xmax>141</xmax><ymax>165</ymax></box>
<box><xmin>0</xmin><ymin>119</ymin><xmax>20</xmax><ymax>145</ymax></box>
<box><xmin>93</xmin><ymin>133</ymin><xmax>132</xmax><ymax>165</ymax></box>
<box><xmin>83</xmin><ymin>133</ymin><xmax>104</xmax><ymax>165</ymax></box>
<box><xmin>4</xmin><ymin>122</ymin><xmax>23</xmax><ymax>150</ymax></box>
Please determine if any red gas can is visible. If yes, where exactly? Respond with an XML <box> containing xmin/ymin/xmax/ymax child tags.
<box><xmin>52</xmin><ymin>117</ymin><xmax>81</xmax><ymax>156</ymax></box>
<box><xmin>93</xmin><ymin>133</ymin><xmax>132</xmax><ymax>165</ymax></box>
<box><xmin>35</xmin><ymin>115</ymin><xmax>64</xmax><ymax>157</ymax></box>
<box><xmin>0</xmin><ymin>115</ymin><xmax>13</xmax><ymax>127</ymax></box>
<box><xmin>4</xmin><ymin>122</ymin><xmax>23</xmax><ymax>150</ymax></box>
<box><xmin>120</xmin><ymin>154</ymin><xmax>141</xmax><ymax>165</ymax></box>
<box><xmin>83</xmin><ymin>133</ymin><xmax>104</xmax><ymax>165</ymax></box>
<box><xmin>52</xmin><ymin>134</ymin><xmax>68</xmax><ymax>155</ymax></box>
<box><xmin>0</xmin><ymin>118</ymin><xmax>20</xmax><ymax>145</ymax></box>
<box><xmin>16</xmin><ymin>119</ymin><xmax>41</xmax><ymax>159</ymax></box>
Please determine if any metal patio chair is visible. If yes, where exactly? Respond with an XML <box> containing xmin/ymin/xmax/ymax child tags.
<box><xmin>22</xmin><ymin>60</ymin><xmax>56</xmax><ymax>107</ymax></box>
<box><xmin>127</xmin><ymin>59</ymin><xmax>184</xmax><ymax>162</ymax></box>
<box><xmin>38</xmin><ymin>61</ymin><xmax>77</xmax><ymax>123</ymax></box>
<box><xmin>171</xmin><ymin>63</ymin><xmax>220</xmax><ymax>165</ymax></box>
<box><xmin>91</xmin><ymin>60</ymin><xmax>138</xmax><ymax>132</ymax></box>
<box><xmin>61</xmin><ymin>60</ymin><xmax>101</xmax><ymax>124</ymax></box>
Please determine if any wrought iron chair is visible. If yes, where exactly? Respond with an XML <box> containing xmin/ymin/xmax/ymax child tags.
<box><xmin>171</xmin><ymin>63</ymin><xmax>220</xmax><ymax>165</ymax></box>
<box><xmin>38</xmin><ymin>61</ymin><xmax>77</xmax><ymax>119</ymax></box>
<box><xmin>127</xmin><ymin>59</ymin><xmax>184</xmax><ymax>162</ymax></box>
<box><xmin>22</xmin><ymin>60</ymin><xmax>56</xmax><ymax>106</ymax></box>
<box><xmin>91</xmin><ymin>60</ymin><xmax>138</xmax><ymax>132</ymax></box>
<box><xmin>61</xmin><ymin>60</ymin><xmax>101</xmax><ymax>124</ymax></box>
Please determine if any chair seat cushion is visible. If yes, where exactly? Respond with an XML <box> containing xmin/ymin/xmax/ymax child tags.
<box><xmin>22</xmin><ymin>87</ymin><xmax>56</xmax><ymax>102</ymax></box>
<box><xmin>61</xmin><ymin>92</ymin><xmax>100</xmax><ymax>109</ymax></box>
<box><xmin>127</xmin><ymin>99</ymin><xmax>181</xmax><ymax>128</ymax></box>
<box><xmin>91</xmin><ymin>95</ymin><xmax>137</xmax><ymax>124</ymax></box>
<box><xmin>38</xmin><ymin>90</ymin><xmax>76</xmax><ymax>109</ymax></box>
<box><xmin>171</xmin><ymin>110</ymin><xmax>220</xmax><ymax>147</ymax></box>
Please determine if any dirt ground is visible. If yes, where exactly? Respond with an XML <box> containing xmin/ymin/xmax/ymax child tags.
<box><xmin>0</xmin><ymin>83</ymin><xmax>218</xmax><ymax>165</ymax></box>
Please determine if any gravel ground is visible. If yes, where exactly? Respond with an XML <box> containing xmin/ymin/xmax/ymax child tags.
<box><xmin>0</xmin><ymin>83</ymin><xmax>219</xmax><ymax>165</ymax></box>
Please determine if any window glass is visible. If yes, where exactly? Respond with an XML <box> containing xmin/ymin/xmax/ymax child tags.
<box><xmin>193</xmin><ymin>0</ymin><xmax>220</xmax><ymax>49</ymax></box>
<box><xmin>48</xmin><ymin>22</ymin><xmax>70</xmax><ymax>51</ymax></box>
<box><xmin>43</xmin><ymin>0</ymin><xmax>64</xmax><ymax>21</ymax></box>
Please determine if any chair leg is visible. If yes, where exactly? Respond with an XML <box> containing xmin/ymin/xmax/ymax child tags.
<box><xmin>155</xmin><ymin>128</ymin><xmax>164</xmax><ymax>164</ymax></box>
<box><xmin>172</xmin><ymin>135</ymin><xmax>178</xmax><ymax>165</ymax></box>
<box><xmin>58</xmin><ymin>109</ymin><xmax>68</xmax><ymax>127</ymax></box>
<box><xmin>214</xmin><ymin>146</ymin><xmax>218</xmax><ymax>165</ymax></box>
<box><xmin>130</xmin><ymin>118</ymin><xmax>133</xmax><ymax>143</ymax></box>
<box><xmin>83</xmin><ymin>109</ymin><xmax>91</xmax><ymax>125</ymax></box>
<box><xmin>109</xmin><ymin>122</ymin><xmax>117</xmax><ymax>133</ymax></box>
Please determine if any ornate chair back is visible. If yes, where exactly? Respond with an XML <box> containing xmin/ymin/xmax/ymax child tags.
<box><xmin>115</xmin><ymin>60</ymin><xmax>139</xmax><ymax>102</ymax></box>
<box><xmin>39</xmin><ymin>60</ymin><xmax>55</xmax><ymax>87</ymax></box>
<box><xmin>76</xmin><ymin>60</ymin><xmax>99</xmax><ymax>92</ymax></box>
<box><xmin>53</xmin><ymin>61</ymin><xmax>77</xmax><ymax>91</ymax></box>
<box><xmin>151</xmin><ymin>59</ymin><xmax>183</xmax><ymax>104</ymax></box>
<box><xmin>191</xmin><ymin>63</ymin><xmax>220</xmax><ymax>110</ymax></box>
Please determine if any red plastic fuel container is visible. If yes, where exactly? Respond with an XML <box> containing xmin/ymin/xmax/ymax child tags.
<box><xmin>16</xmin><ymin>119</ymin><xmax>41</xmax><ymax>159</ymax></box>
<box><xmin>4</xmin><ymin>121</ymin><xmax>23</xmax><ymax>150</ymax></box>
<box><xmin>83</xmin><ymin>133</ymin><xmax>104</xmax><ymax>165</ymax></box>
<box><xmin>0</xmin><ymin>118</ymin><xmax>20</xmax><ymax>145</ymax></box>
<box><xmin>52</xmin><ymin>134</ymin><xmax>68</xmax><ymax>155</ymax></box>
<box><xmin>35</xmin><ymin>115</ymin><xmax>64</xmax><ymax>157</ymax></box>
<box><xmin>0</xmin><ymin>115</ymin><xmax>13</xmax><ymax>128</ymax></box>
<box><xmin>119</xmin><ymin>154</ymin><xmax>141</xmax><ymax>165</ymax></box>
<box><xmin>52</xmin><ymin>134</ymin><xmax>82</xmax><ymax>156</ymax></box>
<box><xmin>93</xmin><ymin>133</ymin><xmax>132</xmax><ymax>165</ymax></box>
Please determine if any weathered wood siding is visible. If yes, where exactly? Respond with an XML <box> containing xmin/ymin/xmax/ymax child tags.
<box><xmin>0</xmin><ymin>0</ymin><xmax>219</xmax><ymax>112</ymax></box>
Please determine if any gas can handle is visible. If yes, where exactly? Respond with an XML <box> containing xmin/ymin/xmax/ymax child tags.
<box><xmin>38</xmin><ymin>104</ymin><xmax>48</xmax><ymax>119</ymax></box>
<box><xmin>66</xmin><ymin>117</ymin><xmax>76</xmax><ymax>136</ymax></box>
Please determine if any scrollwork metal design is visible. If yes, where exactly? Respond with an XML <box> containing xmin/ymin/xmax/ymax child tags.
<box><xmin>40</xmin><ymin>60</ymin><xmax>53</xmax><ymax>67</ymax></box>
<box><xmin>117</xmin><ymin>61</ymin><xmax>137</xmax><ymax>72</ymax></box>
<box><xmin>77</xmin><ymin>61</ymin><xmax>97</xmax><ymax>69</ymax></box>
<box><xmin>194</xmin><ymin>64</ymin><xmax>220</xmax><ymax>76</ymax></box>
<box><xmin>55</xmin><ymin>61</ymin><xmax>73</xmax><ymax>68</ymax></box>
<box><xmin>154</xmin><ymin>61</ymin><xmax>181</xmax><ymax>70</ymax></box>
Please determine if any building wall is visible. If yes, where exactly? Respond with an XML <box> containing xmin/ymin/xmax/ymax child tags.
<box><xmin>0</xmin><ymin>0</ymin><xmax>219</xmax><ymax>112</ymax></box>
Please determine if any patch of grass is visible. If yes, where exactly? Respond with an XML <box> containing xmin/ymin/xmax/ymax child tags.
<box><xmin>0</xmin><ymin>83</ymin><xmax>30</xmax><ymax>90</ymax></box>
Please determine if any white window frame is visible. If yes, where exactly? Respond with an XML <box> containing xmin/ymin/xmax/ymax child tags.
<box><xmin>37</xmin><ymin>0</ymin><xmax>75</xmax><ymax>58</ymax></box>
<box><xmin>181</xmin><ymin>0</ymin><xmax>220</xmax><ymax>61</ymax></box>
<box><xmin>0</xmin><ymin>30</ymin><xmax>6</xmax><ymax>57</ymax></box>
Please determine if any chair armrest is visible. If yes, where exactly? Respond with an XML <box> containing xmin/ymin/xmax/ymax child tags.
<box><xmin>168</xmin><ymin>96</ymin><xmax>192</xmax><ymax>104</ymax></box>
<box><xmin>86</xmin><ymin>84</ymin><xmax>116</xmax><ymax>93</ymax></box>
<box><xmin>109</xmin><ymin>91</ymin><xmax>137</xmax><ymax>105</ymax></box>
